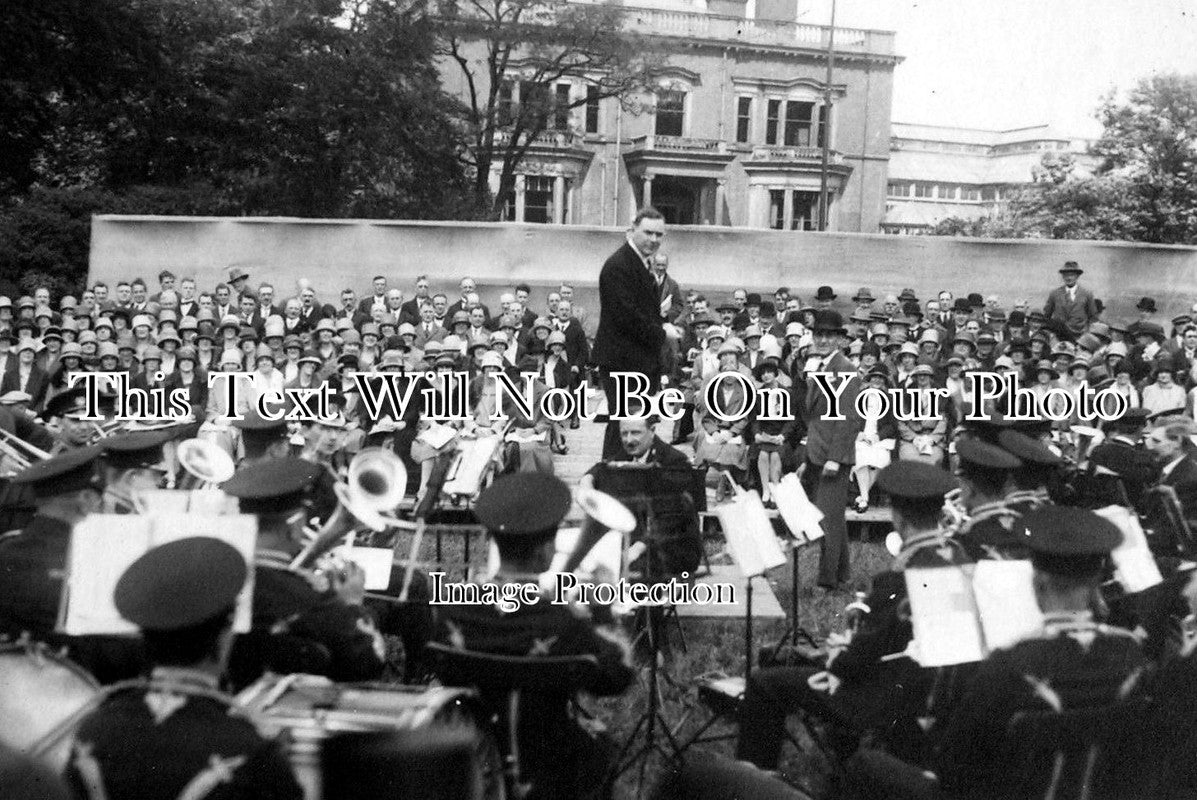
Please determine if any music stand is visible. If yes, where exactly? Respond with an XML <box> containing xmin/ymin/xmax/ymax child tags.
<box><xmin>769</xmin><ymin>473</ymin><xmax>824</xmax><ymax>650</ymax></box>
<box><xmin>591</xmin><ymin>463</ymin><xmax>700</xmax><ymax>791</ymax></box>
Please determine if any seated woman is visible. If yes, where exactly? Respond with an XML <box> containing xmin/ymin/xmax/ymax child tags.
<box><xmin>411</xmin><ymin>353</ymin><xmax>465</xmax><ymax>499</ymax></box>
<box><xmin>896</xmin><ymin>365</ymin><xmax>947</xmax><ymax>466</ymax></box>
<box><xmin>747</xmin><ymin>360</ymin><xmax>791</xmax><ymax>506</ymax></box>
<box><xmin>471</xmin><ymin>353</ymin><xmax>554</xmax><ymax>474</ymax></box>
<box><xmin>851</xmin><ymin>366</ymin><xmax>898</xmax><ymax>512</ymax></box>
<box><xmin>694</xmin><ymin>338</ymin><xmax>751</xmax><ymax>500</ymax></box>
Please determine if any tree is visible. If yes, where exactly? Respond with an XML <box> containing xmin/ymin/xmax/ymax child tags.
<box><xmin>927</xmin><ymin>73</ymin><xmax>1197</xmax><ymax>244</ymax></box>
<box><xmin>436</xmin><ymin>0</ymin><xmax>662</xmax><ymax>217</ymax></box>
<box><xmin>1091</xmin><ymin>73</ymin><xmax>1197</xmax><ymax>243</ymax></box>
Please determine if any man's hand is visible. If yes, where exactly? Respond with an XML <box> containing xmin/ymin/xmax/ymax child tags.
<box><xmin>332</xmin><ymin>561</ymin><xmax>367</xmax><ymax>606</ymax></box>
<box><xmin>823</xmin><ymin>460</ymin><xmax>841</xmax><ymax>478</ymax></box>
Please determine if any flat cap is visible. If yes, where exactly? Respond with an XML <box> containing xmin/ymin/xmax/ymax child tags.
<box><xmin>11</xmin><ymin>445</ymin><xmax>101</xmax><ymax>497</ymax></box>
<box><xmin>876</xmin><ymin>460</ymin><xmax>958</xmax><ymax>500</ymax></box>
<box><xmin>957</xmin><ymin>437</ymin><xmax>1022</xmax><ymax>471</ymax></box>
<box><xmin>115</xmin><ymin>537</ymin><xmax>246</xmax><ymax>630</ymax></box>
<box><xmin>221</xmin><ymin>456</ymin><xmax>319</xmax><ymax>513</ymax></box>
<box><xmin>1017</xmin><ymin>506</ymin><xmax>1120</xmax><ymax>574</ymax></box>
<box><xmin>475</xmin><ymin>472</ymin><xmax>572</xmax><ymax>537</ymax></box>
<box><xmin>997</xmin><ymin>429</ymin><xmax>1063</xmax><ymax>466</ymax></box>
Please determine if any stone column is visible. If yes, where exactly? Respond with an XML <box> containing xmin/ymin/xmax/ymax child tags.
<box><xmin>642</xmin><ymin>173</ymin><xmax>654</xmax><ymax>207</ymax></box>
<box><xmin>714</xmin><ymin>178</ymin><xmax>727</xmax><ymax>226</ymax></box>
<box><xmin>552</xmin><ymin>175</ymin><xmax>565</xmax><ymax>224</ymax></box>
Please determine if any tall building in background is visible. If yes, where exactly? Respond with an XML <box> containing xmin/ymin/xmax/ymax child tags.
<box><xmin>437</xmin><ymin>0</ymin><xmax>899</xmax><ymax>231</ymax></box>
<box><xmin>882</xmin><ymin>123</ymin><xmax>1097</xmax><ymax>234</ymax></box>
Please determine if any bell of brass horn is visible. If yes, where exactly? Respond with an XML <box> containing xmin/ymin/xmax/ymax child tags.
<box><xmin>347</xmin><ymin>447</ymin><xmax>408</xmax><ymax>513</ymax></box>
<box><xmin>562</xmin><ymin>488</ymin><xmax>636</xmax><ymax>575</ymax></box>
<box><xmin>176</xmin><ymin>438</ymin><xmax>236</xmax><ymax>490</ymax></box>
<box><xmin>1070</xmin><ymin>424</ymin><xmax>1104</xmax><ymax>465</ymax></box>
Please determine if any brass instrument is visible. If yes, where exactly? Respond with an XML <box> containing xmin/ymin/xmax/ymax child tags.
<box><xmin>86</xmin><ymin>419</ymin><xmax>128</xmax><ymax>444</ymax></box>
<box><xmin>941</xmin><ymin>487</ymin><xmax>969</xmax><ymax>535</ymax></box>
<box><xmin>561</xmin><ymin>487</ymin><xmax>637</xmax><ymax>576</ymax></box>
<box><xmin>0</xmin><ymin>426</ymin><xmax>50</xmax><ymax>473</ymax></box>
<box><xmin>175</xmin><ymin>437</ymin><xmax>236</xmax><ymax>490</ymax></box>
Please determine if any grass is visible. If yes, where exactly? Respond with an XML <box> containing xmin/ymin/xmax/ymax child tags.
<box><xmin>387</xmin><ymin>522</ymin><xmax>892</xmax><ymax>799</ymax></box>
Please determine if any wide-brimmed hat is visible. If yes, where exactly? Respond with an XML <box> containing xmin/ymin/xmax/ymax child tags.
<box><xmin>852</xmin><ymin>287</ymin><xmax>875</xmax><ymax>303</ymax></box>
<box><xmin>1059</xmin><ymin>261</ymin><xmax>1083</xmax><ymax>275</ymax></box>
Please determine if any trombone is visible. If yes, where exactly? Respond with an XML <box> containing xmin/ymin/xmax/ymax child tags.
<box><xmin>0</xmin><ymin>427</ymin><xmax>51</xmax><ymax>473</ymax></box>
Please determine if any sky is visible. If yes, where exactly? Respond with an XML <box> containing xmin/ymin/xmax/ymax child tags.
<box><xmin>798</xmin><ymin>0</ymin><xmax>1197</xmax><ymax>137</ymax></box>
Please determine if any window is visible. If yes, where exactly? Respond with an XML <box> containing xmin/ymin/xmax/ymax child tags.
<box><xmin>655</xmin><ymin>89</ymin><xmax>686</xmax><ymax>136</ymax></box>
<box><xmin>766</xmin><ymin>99</ymin><xmax>782</xmax><ymax>144</ymax></box>
<box><xmin>768</xmin><ymin>190</ymin><xmax>823</xmax><ymax>230</ymax></box>
<box><xmin>524</xmin><ymin>176</ymin><xmax>555</xmax><ymax>223</ymax></box>
<box><xmin>585</xmin><ymin>86</ymin><xmax>600</xmax><ymax>134</ymax></box>
<box><xmin>887</xmin><ymin>182</ymin><xmax>910</xmax><ymax>197</ymax></box>
<box><xmin>981</xmin><ymin>186</ymin><xmax>997</xmax><ymax>201</ymax></box>
<box><xmin>961</xmin><ymin>186</ymin><xmax>980</xmax><ymax>201</ymax></box>
<box><xmin>913</xmin><ymin>182</ymin><xmax>934</xmax><ymax>198</ymax></box>
<box><xmin>769</xmin><ymin>190</ymin><xmax>786</xmax><ymax>230</ymax></box>
<box><xmin>520</xmin><ymin>81</ymin><xmax>550</xmax><ymax>126</ymax></box>
<box><xmin>497</xmin><ymin>80</ymin><xmax>515</xmax><ymax>127</ymax></box>
<box><xmin>784</xmin><ymin>101</ymin><xmax>814</xmax><ymax>147</ymax></box>
<box><xmin>736</xmin><ymin>97</ymin><xmax>753</xmax><ymax>143</ymax></box>
<box><xmin>552</xmin><ymin>84</ymin><xmax>571</xmax><ymax>131</ymax></box>
<box><xmin>817</xmin><ymin>104</ymin><xmax>828</xmax><ymax>148</ymax></box>
<box><xmin>937</xmin><ymin>185</ymin><xmax>957</xmax><ymax>201</ymax></box>
<box><xmin>791</xmin><ymin>191</ymin><xmax>819</xmax><ymax>230</ymax></box>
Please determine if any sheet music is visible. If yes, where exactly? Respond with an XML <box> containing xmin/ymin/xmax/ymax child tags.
<box><xmin>972</xmin><ymin>559</ymin><xmax>1043</xmax><ymax>652</ymax></box>
<box><xmin>417</xmin><ymin>422</ymin><xmax>457</xmax><ymax>450</ymax></box>
<box><xmin>340</xmin><ymin>546</ymin><xmax>395</xmax><ymax>590</ymax></box>
<box><xmin>442</xmin><ymin>434</ymin><xmax>502</xmax><ymax>497</ymax></box>
<box><xmin>1094</xmin><ymin>504</ymin><xmax>1163</xmax><ymax>593</ymax></box>
<box><xmin>770</xmin><ymin>473</ymin><xmax>825</xmax><ymax>543</ymax></box>
<box><xmin>717</xmin><ymin>490</ymin><xmax>786</xmax><ymax>577</ymax></box>
<box><xmin>61</xmin><ymin>514</ymin><xmax>257</xmax><ymax>636</ymax></box>
<box><xmin>905</xmin><ymin>566</ymin><xmax>986</xmax><ymax>667</ymax></box>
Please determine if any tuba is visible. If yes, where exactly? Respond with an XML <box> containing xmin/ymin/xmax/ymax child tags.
<box><xmin>175</xmin><ymin>437</ymin><xmax>236</xmax><ymax>490</ymax></box>
<box><xmin>292</xmin><ymin>448</ymin><xmax>409</xmax><ymax>571</ymax></box>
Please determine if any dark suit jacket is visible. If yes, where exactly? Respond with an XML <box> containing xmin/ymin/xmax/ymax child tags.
<box><xmin>298</xmin><ymin>306</ymin><xmax>327</xmax><ymax>330</ymax></box>
<box><xmin>592</xmin><ymin>242</ymin><xmax>665</xmax><ymax>381</ymax></box>
<box><xmin>556</xmin><ymin>318</ymin><xmax>590</xmax><ymax>367</ymax></box>
<box><xmin>1163</xmin><ymin>456</ymin><xmax>1197</xmax><ymax>525</ymax></box>
<box><xmin>653</xmin><ymin>273</ymin><xmax>683</xmax><ymax>323</ymax></box>
<box><xmin>0</xmin><ymin>365</ymin><xmax>48</xmax><ymax>410</ymax></box>
<box><xmin>446</xmin><ymin>301</ymin><xmax>492</xmax><ymax>324</ymax></box>
<box><xmin>802</xmin><ymin>350</ymin><xmax>864</xmax><ymax>466</ymax></box>
<box><xmin>357</xmin><ymin>296</ymin><xmax>388</xmax><ymax>316</ymax></box>
<box><xmin>398</xmin><ymin>298</ymin><xmax>426</xmax><ymax>328</ymax></box>
<box><xmin>1043</xmin><ymin>285</ymin><xmax>1098</xmax><ymax>334</ymax></box>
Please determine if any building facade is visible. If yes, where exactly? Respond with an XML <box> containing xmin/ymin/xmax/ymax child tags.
<box><xmin>436</xmin><ymin>0</ymin><xmax>899</xmax><ymax>232</ymax></box>
<box><xmin>882</xmin><ymin>123</ymin><xmax>1097</xmax><ymax>235</ymax></box>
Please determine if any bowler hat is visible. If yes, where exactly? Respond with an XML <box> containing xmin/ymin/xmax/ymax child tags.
<box><xmin>810</xmin><ymin>309</ymin><xmax>846</xmax><ymax>334</ymax></box>
<box><xmin>1059</xmin><ymin>261</ymin><xmax>1083</xmax><ymax>275</ymax></box>
<box><xmin>1136</xmin><ymin>297</ymin><xmax>1157</xmax><ymax>313</ymax></box>
<box><xmin>814</xmin><ymin>285</ymin><xmax>836</xmax><ymax>302</ymax></box>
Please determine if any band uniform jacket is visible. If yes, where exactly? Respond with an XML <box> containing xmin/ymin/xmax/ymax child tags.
<box><xmin>591</xmin><ymin>241</ymin><xmax>666</xmax><ymax>382</ymax></box>
<box><xmin>802</xmin><ymin>351</ymin><xmax>864</xmax><ymax>467</ymax></box>
<box><xmin>66</xmin><ymin>669</ymin><xmax>302</xmax><ymax>800</ymax></box>
<box><xmin>954</xmin><ymin>500</ymin><xmax>1027</xmax><ymax>560</ymax></box>
<box><xmin>437</xmin><ymin>579</ymin><xmax>633</xmax><ymax>798</ymax></box>
<box><xmin>1043</xmin><ymin>285</ymin><xmax>1098</xmax><ymax>334</ymax></box>
<box><xmin>228</xmin><ymin>551</ymin><xmax>386</xmax><ymax>688</ymax></box>
<box><xmin>933</xmin><ymin>613</ymin><xmax>1147</xmax><ymax>798</ymax></box>
<box><xmin>828</xmin><ymin>531</ymin><xmax>973</xmax><ymax>747</ymax></box>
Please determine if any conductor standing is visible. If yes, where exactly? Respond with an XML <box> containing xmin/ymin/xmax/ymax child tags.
<box><xmin>592</xmin><ymin>208</ymin><xmax>668</xmax><ymax>459</ymax></box>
